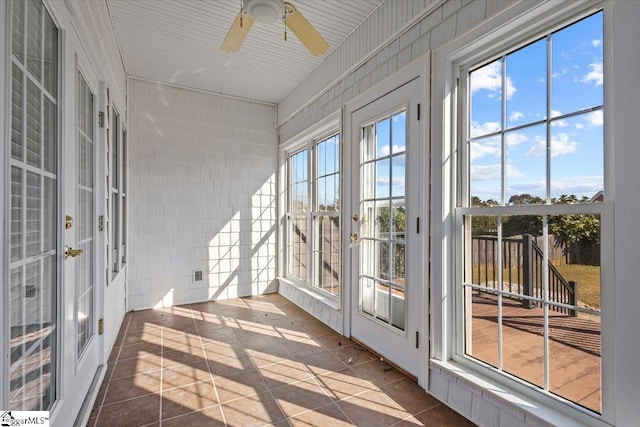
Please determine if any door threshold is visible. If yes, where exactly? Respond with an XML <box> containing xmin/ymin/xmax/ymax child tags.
<box><xmin>350</xmin><ymin>337</ymin><xmax>418</xmax><ymax>383</ymax></box>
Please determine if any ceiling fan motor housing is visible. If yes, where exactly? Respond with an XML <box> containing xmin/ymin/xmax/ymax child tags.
<box><xmin>244</xmin><ymin>0</ymin><xmax>285</xmax><ymax>24</ymax></box>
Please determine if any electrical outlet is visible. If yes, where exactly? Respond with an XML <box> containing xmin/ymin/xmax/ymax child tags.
<box><xmin>193</xmin><ymin>270</ymin><xmax>203</xmax><ymax>282</ymax></box>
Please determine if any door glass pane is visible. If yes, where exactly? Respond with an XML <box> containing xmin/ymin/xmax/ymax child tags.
<box><xmin>43</xmin><ymin>11</ymin><xmax>57</xmax><ymax>97</ymax></box>
<box><xmin>26</xmin><ymin>0</ymin><xmax>42</xmax><ymax>82</ymax></box>
<box><xmin>77</xmin><ymin>72</ymin><xmax>95</xmax><ymax>356</ymax></box>
<box><xmin>360</xmin><ymin>110</ymin><xmax>408</xmax><ymax>331</ymax></box>
<box><xmin>11</xmin><ymin>167</ymin><xmax>23</xmax><ymax>262</ymax></box>
<box><xmin>26</xmin><ymin>171</ymin><xmax>41</xmax><ymax>257</ymax></box>
<box><xmin>12</xmin><ymin>64</ymin><xmax>23</xmax><ymax>160</ymax></box>
<box><xmin>26</xmin><ymin>80</ymin><xmax>41</xmax><ymax>168</ymax></box>
<box><xmin>12</xmin><ymin>0</ymin><xmax>25</xmax><ymax>62</ymax></box>
<box><xmin>112</xmin><ymin>111</ymin><xmax>119</xmax><ymax>188</ymax></box>
<box><xmin>8</xmin><ymin>0</ymin><xmax>58</xmax><ymax>411</ymax></box>
<box><xmin>43</xmin><ymin>97</ymin><xmax>56</xmax><ymax>173</ymax></box>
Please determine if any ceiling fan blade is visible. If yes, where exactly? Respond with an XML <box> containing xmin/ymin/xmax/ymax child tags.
<box><xmin>284</xmin><ymin>3</ymin><xmax>329</xmax><ymax>56</ymax></box>
<box><xmin>221</xmin><ymin>11</ymin><xmax>255</xmax><ymax>53</ymax></box>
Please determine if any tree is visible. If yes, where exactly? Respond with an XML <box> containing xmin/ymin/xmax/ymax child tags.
<box><xmin>504</xmin><ymin>194</ymin><xmax>543</xmax><ymax>236</ymax></box>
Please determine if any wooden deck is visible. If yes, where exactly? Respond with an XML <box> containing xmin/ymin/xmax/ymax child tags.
<box><xmin>469</xmin><ymin>292</ymin><xmax>601</xmax><ymax>413</ymax></box>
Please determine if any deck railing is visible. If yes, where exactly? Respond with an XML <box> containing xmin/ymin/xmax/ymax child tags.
<box><xmin>471</xmin><ymin>234</ymin><xmax>577</xmax><ymax>315</ymax></box>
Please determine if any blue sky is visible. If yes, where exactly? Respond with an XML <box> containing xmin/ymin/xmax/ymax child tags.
<box><xmin>469</xmin><ymin>12</ymin><xmax>603</xmax><ymax>203</ymax></box>
<box><xmin>374</xmin><ymin>111</ymin><xmax>406</xmax><ymax>199</ymax></box>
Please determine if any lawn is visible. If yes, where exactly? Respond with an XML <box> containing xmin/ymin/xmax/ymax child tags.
<box><xmin>553</xmin><ymin>264</ymin><xmax>601</xmax><ymax>310</ymax></box>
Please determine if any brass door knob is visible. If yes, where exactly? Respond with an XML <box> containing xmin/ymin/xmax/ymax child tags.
<box><xmin>65</xmin><ymin>215</ymin><xmax>73</xmax><ymax>229</ymax></box>
<box><xmin>65</xmin><ymin>245</ymin><xmax>83</xmax><ymax>260</ymax></box>
<box><xmin>350</xmin><ymin>233</ymin><xmax>359</xmax><ymax>243</ymax></box>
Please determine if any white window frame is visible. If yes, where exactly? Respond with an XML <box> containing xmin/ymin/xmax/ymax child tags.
<box><xmin>431</xmin><ymin>1</ymin><xmax>614</xmax><ymax>426</ymax></box>
<box><xmin>108</xmin><ymin>100</ymin><xmax>127</xmax><ymax>280</ymax></box>
<box><xmin>279</xmin><ymin>113</ymin><xmax>341</xmax><ymax>302</ymax></box>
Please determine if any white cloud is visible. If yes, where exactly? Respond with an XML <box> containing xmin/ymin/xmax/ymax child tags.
<box><xmin>586</xmin><ymin>110</ymin><xmax>603</xmax><ymax>126</ymax></box>
<box><xmin>552</xmin><ymin>67</ymin><xmax>569</xmax><ymax>79</ymax></box>
<box><xmin>470</xmin><ymin>142</ymin><xmax>500</xmax><ymax>161</ymax></box>
<box><xmin>509</xmin><ymin>111</ymin><xmax>524</xmax><ymax>122</ymax></box>
<box><xmin>378</xmin><ymin>144</ymin><xmax>404</xmax><ymax>157</ymax></box>
<box><xmin>509</xmin><ymin>181</ymin><xmax>545</xmax><ymax>196</ymax></box>
<box><xmin>471</xmin><ymin>163</ymin><xmax>523</xmax><ymax>181</ymax></box>
<box><xmin>506</xmin><ymin>164</ymin><xmax>524</xmax><ymax>178</ymax></box>
<box><xmin>550</xmin><ymin>109</ymin><xmax>568</xmax><ymax>127</ymax></box>
<box><xmin>581</xmin><ymin>62</ymin><xmax>603</xmax><ymax>86</ymax></box>
<box><xmin>471</xmin><ymin>164</ymin><xmax>501</xmax><ymax>180</ymax></box>
<box><xmin>526</xmin><ymin>134</ymin><xmax>578</xmax><ymax>158</ymax></box>
<box><xmin>377</xmin><ymin>175</ymin><xmax>405</xmax><ymax>190</ymax></box>
<box><xmin>592</xmin><ymin>39</ymin><xmax>602</xmax><ymax>48</ymax></box>
<box><xmin>470</xmin><ymin>121</ymin><xmax>500</xmax><ymax>138</ymax></box>
<box><xmin>506</xmin><ymin>132</ymin><xmax>528</xmax><ymax>147</ymax></box>
<box><xmin>551</xmin><ymin>176</ymin><xmax>604</xmax><ymax>197</ymax></box>
<box><xmin>575</xmin><ymin>123</ymin><xmax>584</xmax><ymax>129</ymax></box>
<box><xmin>471</xmin><ymin>61</ymin><xmax>516</xmax><ymax>99</ymax></box>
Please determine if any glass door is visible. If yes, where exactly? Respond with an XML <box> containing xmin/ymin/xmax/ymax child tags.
<box><xmin>350</xmin><ymin>78</ymin><xmax>423</xmax><ymax>377</ymax></box>
<box><xmin>7</xmin><ymin>0</ymin><xmax>60</xmax><ymax>411</ymax></box>
<box><xmin>60</xmin><ymin>30</ymin><xmax>102</xmax><ymax>422</ymax></box>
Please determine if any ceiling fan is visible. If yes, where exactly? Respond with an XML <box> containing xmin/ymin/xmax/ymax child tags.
<box><xmin>221</xmin><ymin>0</ymin><xmax>329</xmax><ymax>56</ymax></box>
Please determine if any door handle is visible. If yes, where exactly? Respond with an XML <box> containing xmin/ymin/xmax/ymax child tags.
<box><xmin>350</xmin><ymin>233</ymin><xmax>359</xmax><ymax>243</ymax></box>
<box><xmin>65</xmin><ymin>245</ymin><xmax>83</xmax><ymax>260</ymax></box>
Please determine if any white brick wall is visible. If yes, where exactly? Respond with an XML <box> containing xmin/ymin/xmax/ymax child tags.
<box><xmin>128</xmin><ymin>80</ymin><xmax>278</xmax><ymax>310</ymax></box>
<box><xmin>429</xmin><ymin>364</ymin><xmax>555</xmax><ymax>427</ymax></box>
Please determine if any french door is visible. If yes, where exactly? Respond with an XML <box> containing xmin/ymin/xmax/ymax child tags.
<box><xmin>5</xmin><ymin>0</ymin><xmax>102</xmax><ymax>422</ymax></box>
<box><xmin>7</xmin><ymin>0</ymin><xmax>61</xmax><ymax>412</ymax></box>
<box><xmin>61</xmin><ymin>30</ymin><xmax>102</xmax><ymax>421</ymax></box>
<box><xmin>349</xmin><ymin>77</ymin><xmax>424</xmax><ymax>377</ymax></box>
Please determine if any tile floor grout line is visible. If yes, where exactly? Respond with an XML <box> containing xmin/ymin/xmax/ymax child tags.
<box><xmin>91</xmin><ymin>311</ymin><xmax>133</xmax><ymax>426</ymax></box>
<box><xmin>191</xmin><ymin>303</ymin><xmax>228</xmax><ymax>427</ymax></box>
<box><xmin>92</xmin><ymin>296</ymin><xmax>472</xmax><ymax>426</ymax></box>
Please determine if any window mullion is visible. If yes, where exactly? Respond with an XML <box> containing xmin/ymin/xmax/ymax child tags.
<box><xmin>546</xmin><ymin>34</ymin><xmax>552</xmax><ymax>203</ymax></box>
<box><xmin>501</xmin><ymin>56</ymin><xmax>507</xmax><ymax>206</ymax></box>
<box><xmin>543</xmin><ymin>214</ymin><xmax>550</xmax><ymax>391</ymax></box>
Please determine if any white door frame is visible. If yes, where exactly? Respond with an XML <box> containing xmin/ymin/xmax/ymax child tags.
<box><xmin>342</xmin><ymin>57</ymin><xmax>430</xmax><ymax>387</ymax></box>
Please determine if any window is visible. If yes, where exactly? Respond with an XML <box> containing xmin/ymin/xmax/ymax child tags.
<box><xmin>286</xmin><ymin>134</ymin><xmax>341</xmax><ymax>296</ymax></box>
<box><xmin>457</xmin><ymin>10</ymin><xmax>605</xmax><ymax>414</ymax></box>
<box><xmin>287</xmin><ymin>148</ymin><xmax>308</xmax><ymax>281</ymax></box>
<box><xmin>312</xmin><ymin>135</ymin><xmax>340</xmax><ymax>295</ymax></box>
<box><xmin>109</xmin><ymin>106</ymin><xmax>127</xmax><ymax>278</ymax></box>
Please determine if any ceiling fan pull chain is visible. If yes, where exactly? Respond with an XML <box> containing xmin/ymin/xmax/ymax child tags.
<box><xmin>240</xmin><ymin>0</ymin><xmax>244</xmax><ymax>28</ymax></box>
<box><xmin>284</xmin><ymin>12</ymin><xmax>287</xmax><ymax>41</ymax></box>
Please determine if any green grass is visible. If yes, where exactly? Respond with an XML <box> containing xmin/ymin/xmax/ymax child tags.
<box><xmin>553</xmin><ymin>264</ymin><xmax>601</xmax><ymax>309</ymax></box>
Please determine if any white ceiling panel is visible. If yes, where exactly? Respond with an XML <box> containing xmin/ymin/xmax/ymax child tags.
<box><xmin>107</xmin><ymin>0</ymin><xmax>384</xmax><ymax>103</ymax></box>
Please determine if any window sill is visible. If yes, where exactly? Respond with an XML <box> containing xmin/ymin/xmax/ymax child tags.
<box><xmin>277</xmin><ymin>276</ymin><xmax>341</xmax><ymax>311</ymax></box>
<box><xmin>429</xmin><ymin>359</ymin><xmax>610</xmax><ymax>427</ymax></box>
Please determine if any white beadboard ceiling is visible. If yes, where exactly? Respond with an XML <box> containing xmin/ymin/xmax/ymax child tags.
<box><xmin>107</xmin><ymin>0</ymin><xmax>384</xmax><ymax>104</ymax></box>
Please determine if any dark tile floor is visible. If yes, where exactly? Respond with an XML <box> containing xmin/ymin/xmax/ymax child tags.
<box><xmin>88</xmin><ymin>293</ymin><xmax>474</xmax><ymax>426</ymax></box>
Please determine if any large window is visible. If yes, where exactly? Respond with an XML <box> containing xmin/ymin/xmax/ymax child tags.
<box><xmin>457</xmin><ymin>10</ymin><xmax>605</xmax><ymax>414</ymax></box>
<box><xmin>109</xmin><ymin>105</ymin><xmax>127</xmax><ymax>279</ymax></box>
<box><xmin>286</xmin><ymin>134</ymin><xmax>341</xmax><ymax>296</ymax></box>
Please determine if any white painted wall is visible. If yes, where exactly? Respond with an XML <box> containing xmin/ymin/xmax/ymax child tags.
<box><xmin>127</xmin><ymin>79</ymin><xmax>278</xmax><ymax>310</ymax></box>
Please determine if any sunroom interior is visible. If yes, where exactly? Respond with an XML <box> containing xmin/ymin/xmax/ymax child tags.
<box><xmin>2</xmin><ymin>0</ymin><xmax>640</xmax><ymax>426</ymax></box>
